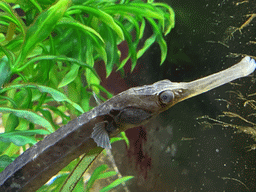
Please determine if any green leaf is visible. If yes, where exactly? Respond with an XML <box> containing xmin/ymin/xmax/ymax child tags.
<box><xmin>146</xmin><ymin>18</ymin><xmax>167</xmax><ymax>65</ymax></box>
<box><xmin>28</xmin><ymin>0</ymin><xmax>43</xmax><ymax>12</ymax></box>
<box><xmin>39</xmin><ymin>173</ymin><xmax>69</xmax><ymax>192</ymax></box>
<box><xmin>0</xmin><ymin>140</ymin><xmax>10</xmax><ymax>155</ymax></box>
<box><xmin>139</xmin><ymin>18</ymin><xmax>146</xmax><ymax>39</ymax></box>
<box><xmin>0</xmin><ymin>129</ymin><xmax>50</xmax><ymax>146</ymax></box>
<box><xmin>103</xmin><ymin>4</ymin><xmax>164</xmax><ymax>20</ymax></box>
<box><xmin>110</xmin><ymin>137</ymin><xmax>125</xmax><ymax>143</ymax></box>
<box><xmin>67</xmin><ymin>81</ymin><xmax>81</xmax><ymax>114</ymax></box>
<box><xmin>0</xmin><ymin>107</ymin><xmax>54</xmax><ymax>132</ymax></box>
<box><xmin>0</xmin><ymin>155</ymin><xmax>13</xmax><ymax>169</ymax></box>
<box><xmin>116</xmin><ymin>53</ymin><xmax>130</xmax><ymax>71</ymax></box>
<box><xmin>16</xmin><ymin>55</ymin><xmax>100</xmax><ymax>81</ymax></box>
<box><xmin>0</xmin><ymin>2</ymin><xmax>25</xmax><ymax>36</ymax></box>
<box><xmin>38</xmin><ymin>108</ymin><xmax>59</xmax><ymax>130</ymax></box>
<box><xmin>44</xmin><ymin>105</ymin><xmax>70</xmax><ymax>124</ymax></box>
<box><xmin>98</xmin><ymin>171</ymin><xmax>117</xmax><ymax>179</ymax></box>
<box><xmin>157</xmin><ymin>36</ymin><xmax>167</xmax><ymax>65</ymax></box>
<box><xmin>81</xmin><ymin>89</ymin><xmax>92</xmax><ymax>112</ymax></box>
<box><xmin>60</xmin><ymin>153</ymin><xmax>99</xmax><ymax>192</ymax></box>
<box><xmin>120</xmin><ymin>131</ymin><xmax>129</xmax><ymax>148</ymax></box>
<box><xmin>100</xmin><ymin>24</ymin><xmax>118</xmax><ymax>77</ymax></box>
<box><xmin>90</xmin><ymin>84</ymin><xmax>113</xmax><ymax>98</ymax></box>
<box><xmin>57</xmin><ymin>17</ymin><xmax>105</xmax><ymax>43</ymax></box>
<box><xmin>85</xmin><ymin>164</ymin><xmax>108</xmax><ymax>192</ymax></box>
<box><xmin>0</xmin><ymin>56</ymin><xmax>10</xmax><ymax>88</ymax></box>
<box><xmin>35</xmin><ymin>85</ymin><xmax>84</xmax><ymax>113</ymax></box>
<box><xmin>58</xmin><ymin>64</ymin><xmax>80</xmax><ymax>88</ymax></box>
<box><xmin>17</xmin><ymin>0</ymin><xmax>71</xmax><ymax>64</ymax></box>
<box><xmin>0</xmin><ymin>15</ymin><xmax>17</xmax><ymax>27</ymax></box>
<box><xmin>123</xmin><ymin>15</ymin><xmax>140</xmax><ymax>44</ymax></box>
<box><xmin>137</xmin><ymin>34</ymin><xmax>156</xmax><ymax>59</ymax></box>
<box><xmin>93</xmin><ymin>40</ymin><xmax>107</xmax><ymax>64</ymax></box>
<box><xmin>69</xmin><ymin>5</ymin><xmax>124</xmax><ymax>40</ymax></box>
<box><xmin>0</xmin><ymin>84</ymin><xmax>84</xmax><ymax>113</ymax></box>
<box><xmin>115</xmin><ymin>20</ymin><xmax>137</xmax><ymax>71</ymax></box>
<box><xmin>100</xmin><ymin>176</ymin><xmax>134</xmax><ymax>192</ymax></box>
<box><xmin>85</xmin><ymin>38</ymin><xmax>100</xmax><ymax>93</ymax></box>
<box><xmin>13</xmin><ymin>86</ymin><xmax>32</xmax><ymax>109</ymax></box>
<box><xmin>110</xmin><ymin>132</ymin><xmax>129</xmax><ymax>148</ymax></box>
<box><xmin>2</xmin><ymin>38</ymin><xmax>24</xmax><ymax>59</ymax></box>
<box><xmin>154</xmin><ymin>3</ymin><xmax>175</xmax><ymax>35</ymax></box>
<box><xmin>5</xmin><ymin>113</ymin><xmax>19</xmax><ymax>132</ymax></box>
<box><xmin>72</xmin><ymin>177</ymin><xmax>84</xmax><ymax>192</ymax></box>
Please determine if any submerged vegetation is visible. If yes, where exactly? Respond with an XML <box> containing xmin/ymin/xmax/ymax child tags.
<box><xmin>0</xmin><ymin>0</ymin><xmax>175</xmax><ymax>190</ymax></box>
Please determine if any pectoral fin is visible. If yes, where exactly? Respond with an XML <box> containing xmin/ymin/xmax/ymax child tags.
<box><xmin>91</xmin><ymin>121</ymin><xmax>111</xmax><ymax>149</ymax></box>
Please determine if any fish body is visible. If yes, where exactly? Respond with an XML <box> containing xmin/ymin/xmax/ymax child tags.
<box><xmin>0</xmin><ymin>56</ymin><xmax>255</xmax><ymax>191</ymax></box>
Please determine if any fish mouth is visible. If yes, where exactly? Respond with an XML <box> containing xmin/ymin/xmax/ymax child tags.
<box><xmin>174</xmin><ymin>56</ymin><xmax>256</xmax><ymax>103</ymax></box>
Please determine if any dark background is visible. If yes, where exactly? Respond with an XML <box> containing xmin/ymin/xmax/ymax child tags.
<box><xmin>99</xmin><ymin>0</ymin><xmax>256</xmax><ymax>191</ymax></box>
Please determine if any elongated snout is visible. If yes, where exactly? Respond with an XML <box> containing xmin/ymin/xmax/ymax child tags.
<box><xmin>153</xmin><ymin>57</ymin><xmax>256</xmax><ymax>110</ymax></box>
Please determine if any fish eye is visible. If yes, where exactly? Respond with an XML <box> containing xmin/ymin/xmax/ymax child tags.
<box><xmin>159</xmin><ymin>90</ymin><xmax>174</xmax><ymax>104</ymax></box>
